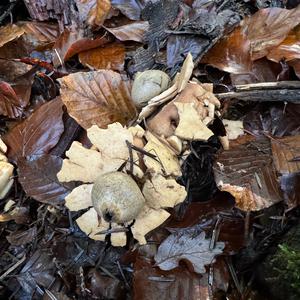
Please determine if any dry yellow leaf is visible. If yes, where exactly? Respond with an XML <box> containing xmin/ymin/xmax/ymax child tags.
<box><xmin>0</xmin><ymin>24</ymin><xmax>25</xmax><ymax>48</ymax></box>
<box><xmin>223</xmin><ymin>120</ymin><xmax>244</xmax><ymax>140</ymax></box>
<box><xmin>65</xmin><ymin>184</ymin><xmax>93</xmax><ymax>211</ymax></box>
<box><xmin>174</xmin><ymin>102</ymin><xmax>214</xmax><ymax>141</ymax></box>
<box><xmin>131</xmin><ymin>206</ymin><xmax>170</xmax><ymax>245</ymax></box>
<box><xmin>143</xmin><ymin>175</ymin><xmax>187</xmax><ymax>210</ymax></box>
<box><xmin>143</xmin><ymin>131</ymin><xmax>181</xmax><ymax>176</ymax></box>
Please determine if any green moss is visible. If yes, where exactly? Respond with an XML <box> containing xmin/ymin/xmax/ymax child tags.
<box><xmin>272</xmin><ymin>243</ymin><xmax>300</xmax><ymax>295</ymax></box>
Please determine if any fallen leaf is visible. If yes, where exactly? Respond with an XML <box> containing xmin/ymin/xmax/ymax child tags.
<box><xmin>174</xmin><ymin>102</ymin><xmax>214</xmax><ymax>141</ymax></box>
<box><xmin>18</xmin><ymin>155</ymin><xmax>76</xmax><ymax>205</ymax></box>
<box><xmin>155</xmin><ymin>229</ymin><xmax>224</xmax><ymax>274</ymax></box>
<box><xmin>143</xmin><ymin>175</ymin><xmax>187</xmax><ymax>209</ymax></box>
<box><xmin>75</xmin><ymin>0</ymin><xmax>111</xmax><ymax>27</ymax></box>
<box><xmin>79</xmin><ymin>42</ymin><xmax>125</xmax><ymax>71</ymax></box>
<box><xmin>111</xmin><ymin>0</ymin><xmax>149</xmax><ymax>20</ymax></box>
<box><xmin>6</xmin><ymin>227</ymin><xmax>37</xmax><ymax>246</ymax></box>
<box><xmin>271</xmin><ymin>136</ymin><xmax>300</xmax><ymax>174</ymax></box>
<box><xmin>53</xmin><ymin>29</ymin><xmax>109</xmax><ymax>66</ymax></box>
<box><xmin>214</xmin><ymin>137</ymin><xmax>282</xmax><ymax>211</ymax></box>
<box><xmin>0</xmin><ymin>206</ymin><xmax>30</xmax><ymax>224</ymax></box>
<box><xmin>247</xmin><ymin>6</ymin><xmax>300</xmax><ymax>60</ymax></box>
<box><xmin>133</xmin><ymin>258</ymin><xmax>209</xmax><ymax>300</ymax></box>
<box><xmin>59</xmin><ymin>70</ymin><xmax>137</xmax><ymax>129</ymax></box>
<box><xmin>105</xmin><ymin>21</ymin><xmax>149</xmax><ymax>42</ymax></box>
<box><xmin>201</xmin><ymin>25</ymin><xmax>251</xmax><ymax>74</ymax></box>
<box><xmin>143</xmin><ymin>131</ymin><xmax>181</xmax><ymax>177</ymax></box>
<box><xmin>0</xmin><ymin>24</ymin><xmax>25</xmax><ymax>48</ymax></box>
<box><xmin>65</xmin><ymin>184</ymin><xmax>93</xmax><ymax>211</ymax></box>
<box><xmin>131</xmin><ymin>205</ymin><xmax>170</xmax><ymax>245</ymax></box>
<box><xmin>3</xmin><ymin>97</ymin><xmax>64</xmax><ymax>161</ymax></box>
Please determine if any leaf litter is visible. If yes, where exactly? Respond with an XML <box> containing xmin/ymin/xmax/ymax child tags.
<box><xmin>0</xmin><ymin>0</ymin><xmax>300</xmax><ymax>299</ymax></box>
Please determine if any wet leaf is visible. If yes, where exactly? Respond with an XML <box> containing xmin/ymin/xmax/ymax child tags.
<box><xmin>111</xmin><ymin>0</ymin><xmax>149</xmax><ymax>20</ymax></box>
<box><xmin>247</xmin><ymin>6</ymin><xmax>300</xmax><ymax>60</ymax></box>
<box><xmin>58</xmin><ymin>70</ymin><xmax>137</xmax><ymax>129</ymax></box>
<box><xmin>105</xmin><ymin>21</ymin><xmax>149</xmax><ymax>42</ymax></box>
<box><xmin>18</xmin><ymin>155</ymin><xmax>77</xmax><ymax>205</ymax></box>
<box><xmin>167</xmin><ymin>35</ymin><xmax>209</xmax><ymax>68</ymax></box>
<box><xmin>201</xmin><ymin>26</ymin><xmax>251</xmax><ymax>74</ymax></box>
<box><xmin>2</xmin><ymin>97</ymin><xmax>64</xmax><ymax>161</ymax></box>
<box><xmin>155</xmin><ymin>228</ymin><xmax>224</xmax><ymax>274</ymax></box>
<box><xmin>75</xmin><ymin>0</ymin><xmax>111</xmax><ymax>27</ymax></box>
<box><xmin>53</xmin><ymin>29</ymin><xmax>110</xmax><ymax>66</ymax></box>
<box><xmin>6</xmin><ymin>227</ymin><xmax>37</xmax><ymax>246</ymax></box>
<box><xmin>79</xmin><ymin>42</ymin><xmax>125</xmax><ymax>71</ymax></box>
<box><xmin>133</xmin><ymin>258</ymin><xmax>209</xmax><ymax>300</ymax></box>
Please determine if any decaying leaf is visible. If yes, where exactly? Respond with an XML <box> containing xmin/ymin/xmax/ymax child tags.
<box><xmin>143</xmin><ymin>175</ymin><xmax>187</xmax><ymax>209</ymax></box>
<box><xmin>174</xmin><ymin>102</ymin><xmax>214</xmax><ymax>141</ymax></box>
<box><xmin>59</xmin><ymin>70</ymin><xmax>137</xmax><ymax>129</ymax></box>
<box><xmin>143</xmin><ymin>131</ymin><xmax>181</xmax><ymax>177</ymax></box>
<box><xmin>271</xmin><ymin>136</ymin><xmax>300</xmax><ymax>174</ymax></box>
<box><xmin>105</xmin><ymin>21</ymin><xmax>149</xmax><ymax>43</ymax></box>
<box><xmin>0</xmin><ymin>161</ymin><xmax>14</xmax><ymax>200</ymax></box>
<box><xmin>79</xmin><ymin>43</ymin><xmax>125</xmax><ymax>71</ymax></box>
<box><xmin>131</xmin><ymin>206</ymin><xmax>170</xmax><ymax>245</ymax></box>
<box><xmin>155</xmin><ymin>229</ymin><xmax>224</xmax><ymax>274</ymax></box>
<box><xmin>214</xmin><ymin>137</ymin><xmax>282</xmax><ymax>211</ymax></box>
<box><xmin>3</xmin><ymin>97</ymin><xmax>64</xmax><ymax>161</ymax></box>
<box><xmin>65</xmin><ymin>184</ymin><xmax>93</xmax><ymax>211</ymax></box>
<box><xmin>18</xmin><ymin>155</ymin><xmax>76</xmax><ymax>205</ymax></box>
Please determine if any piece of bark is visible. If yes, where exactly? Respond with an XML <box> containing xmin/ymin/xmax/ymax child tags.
<box><xmin>216</xmin><ymin>81</ymin><xmax>300</xmax><ymax>103</ymax></box>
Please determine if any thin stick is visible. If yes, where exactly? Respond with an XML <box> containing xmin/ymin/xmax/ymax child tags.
<box><xmin>0</xmin><ymin>255</ymin><xmax>26</xmax><ymax>280</ymax></box>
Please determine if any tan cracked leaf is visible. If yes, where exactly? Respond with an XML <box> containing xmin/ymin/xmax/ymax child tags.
<box><xmin>59</xmin><ymin>70</ymin><xmax>137</xmax><ymax>129</ymax></box>
<box><xmin>143</xmin><ymin>132</ymin><xmax>181</xmax><ymax>177</ymax></box>
<box><xmin>65</xmin><ymin>184</ymin><xmax>93</xmax><ymax>211</ymax></box>
<box><xmin>175</xmin><ymin>102</ymin><xmax>214</xmax><ymax>141</ymax></box>
<box><xmin>131</xmin><ymin>206</ymin><xmax>170</xmax><ymax>245</ymax></box>
<box><xmin>143</xmin><ymin>175</ymin><xmax>187</xmax><ymax>210</ymax></box>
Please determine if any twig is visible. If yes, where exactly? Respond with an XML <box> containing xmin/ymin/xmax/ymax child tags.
<box><xmin>0</xmin><ymin>1</ymin><xmax>18</xmax><ymax>24</ymax></box>
<box><xmin>0</xmin><ymin>255</ymin><xmax>26</xmax><ymax>281</ymax></box>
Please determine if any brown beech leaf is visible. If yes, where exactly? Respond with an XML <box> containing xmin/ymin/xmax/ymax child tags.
<box><xmin>3</xmin><ymin>97</ymin><xmax>64</xmax><ymax>161</ymax></box>
<box><xmin>75</xmin><ymin>0</ymin><xmax>111</xmax><ymax>27</ymax></box>
<box><xmin>133</xmin><ymin>258</ymin><xmax>209</xmax><ymax>300</ymax></box>
<box><xmin>201</xmin><ymin>26</ymin><xmax>251</xmax><ymax>74</ymax></box>
<box><xmin>155</xmin><ymin>228</ymin><xmax>224</xmax><ymax>274</ymax></box>
<box><xmin>247</xmin><ymin>6</ymin><xmax>300</xmax><ymax>60</ymax></box>
<box><xmin>53</xmin><ymin>29</ymin><xmax>110</xmax><ymax>66</ymax></box>
<box><xmin>58</xmin><ymin>70</ymin><xmax>137</xmax><ymax>129</ymax></box>
<box><xmin>0</xmin><ymin>24</ymin><xmax>25</xmax><ymax>48</ymax></box>
<box><xmin>105</xmin><ymin>21</ymin><xmax>149</xmax><ymax>43</ymax></box>
<box><xmin>18</xmin><ymin>155</ymin><xmax>77</xmax><ymax>205</ymax></box>
<box><xmin>79</xmin><ymin>43</ymin><xmax>125</xmax><ymax>71</ymax></box>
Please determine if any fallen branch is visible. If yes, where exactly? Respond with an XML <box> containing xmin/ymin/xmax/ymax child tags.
<box><xmin>216</xmin><ymin>81</ymin><xmax>300</xmax><ymax>103</ymax></box>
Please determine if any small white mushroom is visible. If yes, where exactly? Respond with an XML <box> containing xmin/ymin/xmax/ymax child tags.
<box><xmin>91</xmin><ymin>172</ymin><xmax>145</xmax><ymax>223</ymax></box>
<box><xmin>131</xmin><ymin>70</ymin><xmax>171</xmax><ymax>108</ymax></box>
